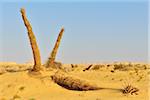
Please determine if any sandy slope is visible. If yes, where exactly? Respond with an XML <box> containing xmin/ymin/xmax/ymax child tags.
<box><xmin>0</xmin><ymin>63</ymin><xmax>149</xmax><ymax>100</ymax></box>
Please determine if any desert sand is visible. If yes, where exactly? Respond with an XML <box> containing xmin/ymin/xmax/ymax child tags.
<box><xmin>0</xmin><ymin>62</ymin><xmax>149</xmax><ymax>100</ymax></box>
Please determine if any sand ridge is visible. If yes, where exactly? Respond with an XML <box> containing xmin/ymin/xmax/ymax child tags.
<box><xmin>0</xmin><ymin>62</ymin><xmax>149</xmax><ymax>100</ymax></box>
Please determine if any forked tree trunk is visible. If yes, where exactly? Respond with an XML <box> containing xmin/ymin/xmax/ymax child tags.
<box><xmin>20</xmin><ymin>8</ymin><xmax>42</xmax><ymax>72</ymax></box>
<box><xmin>46</xmin><ymin>28</ymin><xmax>64</xmax><ymax>68</ymax></box>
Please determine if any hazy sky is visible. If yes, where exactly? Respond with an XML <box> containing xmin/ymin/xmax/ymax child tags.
<box><xmin>0</xmin><ymin>0</ymin><xmax>148</xmax><ymax>63</ymax></box>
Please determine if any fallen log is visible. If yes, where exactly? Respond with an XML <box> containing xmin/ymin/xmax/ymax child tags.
<box><xmin>51</xmin><ymin>71</ymin><xmax>102</xmax><ymax>91</ymax></box>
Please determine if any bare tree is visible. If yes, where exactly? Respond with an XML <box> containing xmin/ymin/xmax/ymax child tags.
<box><xmin>20</xmin><ymin>8</ymin><xmax>42</xmax><ymax>72</ymax></box>
<box><xmin>46</xmin><ymin>28</ymin><xmax>64</xmax><ymax>68</ymax></box>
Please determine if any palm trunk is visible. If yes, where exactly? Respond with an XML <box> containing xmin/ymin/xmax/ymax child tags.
<box><xmin>20</xmin><ymin>8</ymin><xmax>41</xmax><ymax>72</ymax></box>
<box><xmin>46</xmin><ymin>28</ymin><xmax>64</xmax><ymax>68</ymax></box>
<box><xmin>51</xmin><ymin>71</ymin><xmax>102</xmax><ymax>91</ymax></box>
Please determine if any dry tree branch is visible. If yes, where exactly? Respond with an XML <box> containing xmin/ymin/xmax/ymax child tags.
<box><xmin>83</xmin><ymin>64</ymin><xmax>93</xmax><ymax>71</ymax></box>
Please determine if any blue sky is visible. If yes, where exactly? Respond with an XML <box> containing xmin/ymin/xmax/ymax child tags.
<box><xmin>0</xmin><ymin>1</ymin><xmax>148</xmax><ymax>63</ymax></box>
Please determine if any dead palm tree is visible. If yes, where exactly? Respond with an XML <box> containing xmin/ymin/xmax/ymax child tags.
<box><xmin>46</xmin><ymin>28</ymin><xmax>64</xmax><ymax>68</ymax></box>
<box><xmin>20</xmin><ymin>8</ymin><xmax>42</xmax><ymax>72</ymax></box>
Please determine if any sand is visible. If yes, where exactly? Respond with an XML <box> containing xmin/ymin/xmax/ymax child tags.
<box><xmin>0</xmin><ymin>62</ymin><xmax>149</xmax><ymax>100</ymax></box>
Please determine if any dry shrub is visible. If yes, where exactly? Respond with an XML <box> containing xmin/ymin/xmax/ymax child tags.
<box><xmin>122</xmin><ymin>84</ymin><xmax>139</xmax><ymax>95</ymax></box>
<box><xmin>114</xmin><ymin>63</ymin><xmax>133</xmax><ymax>71</ymax></box>
<box><xmin>135</xmin><ymin>64</ymin><xmax>148</xmax><ymax>70</ymax></box>
<box><xmin>46</xmin><ymin>61</ymin><xmax>62</xmax><ymax>69</ymax></box>
<box><xmin>91</xmin><ymin>64</ymin><xmax>105</xmax><ymax>70</ymax></box>
<box><xmin>51</xmin><ymin>71</ymin><xmax>102</xmax><ymax>91</ymax></box>
<box><xmin>114</xmin><ymin>63</ymin><xmax>149</xmax><ymax>71</ymax></box>
<box><xmin>121</xmin><ymin>78</ymin><xmax>139</xmax><ymax>95</ymax></box>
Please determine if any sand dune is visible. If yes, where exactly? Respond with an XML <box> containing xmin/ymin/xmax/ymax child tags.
<box><xmin>0</xmin><ymin>62</ymin><xmax>149</xmax><ymax>100</ymax></box>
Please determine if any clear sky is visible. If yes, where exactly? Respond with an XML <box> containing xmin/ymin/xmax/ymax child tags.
<box><xmin>0</xmin><ymin>0</ymin><xmax>148</xmax><ymax>64</ymax></box>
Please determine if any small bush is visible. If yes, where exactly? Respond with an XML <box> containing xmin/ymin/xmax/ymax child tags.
<box><xmin>91</xmin><ymin>65</ymin><xmax>105</xmax><ymax>70</ymax></box>
<box><xmin>122</xmin><ymin>84</ymin><xmax>139</xmax><ymax>95</ymax></box>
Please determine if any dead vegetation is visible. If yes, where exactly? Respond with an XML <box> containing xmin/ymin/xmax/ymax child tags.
<box><xmin>83</xmin><ymin>64</ymin><xmax>93</xmax><ymax>71</ymax></box>
<box><xmin>122</xmin><ymin>84</ymin><xmax>139</xmax><ymax>95</ymax></box>
<box><xmin>19</xmin><ymin>8</ymin><xmax>104</xmax><ymax>91</ymax></box>
<box><xmin>113</xmin><ymin>63</ymin><xmax>149</xmax><ymax>71</ymax></box>
<box><xmin>20</xmin><ymin>8</ymin><xmax>42</xmax><ymax>73</ymax></box>
<box><xmin>51</xmin><ymin>71</ymin><xmax>102</xmax><ymax>91</ymax></box>
<box><xmin>91</xmin><ymin>64</ymin><xmax>105</xmax><ymax>70</ymax></box>
<box><xmin>46</xmin><ymin>28</ymin><xmax>64</xmax><ymax>68</ymax></box>
<box><xmin>20</xmin><ymin>8</ymin><xmax>65</xmax><ymax>73</ymax></box>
